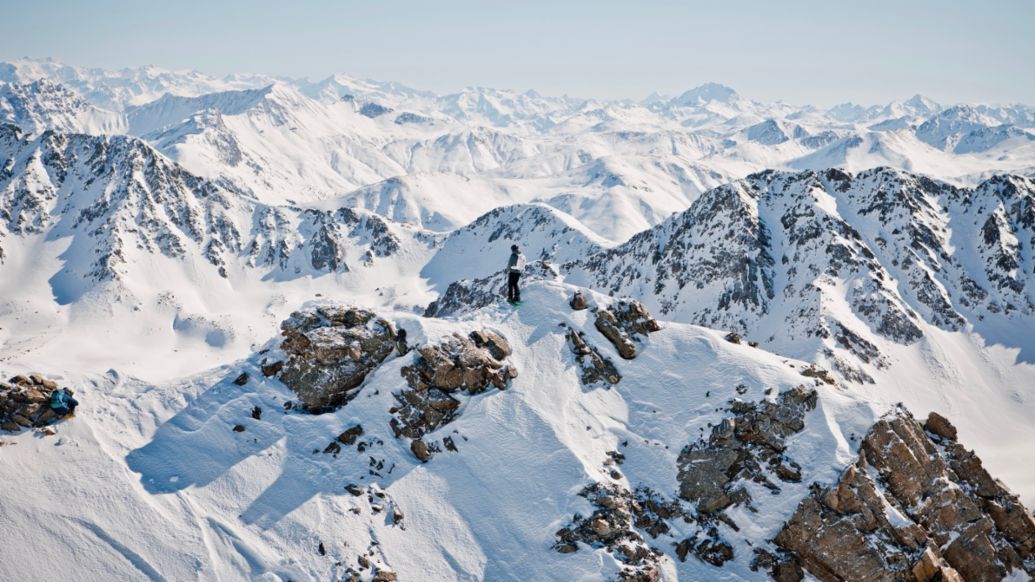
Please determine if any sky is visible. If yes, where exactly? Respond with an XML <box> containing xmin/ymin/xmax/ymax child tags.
<box><xmin>1</xmin><ymin>0</ymin><xmax>1033</xmax><ymax>106</ymax></box>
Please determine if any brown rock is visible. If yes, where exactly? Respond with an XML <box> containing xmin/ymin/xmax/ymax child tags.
<box><xmin>570</xmin><ymin>290</ymin><xmax>588</xmax><ymax>310</ymax></box>
<box><xmin>775</xmin><ymin>408</ymin><xmax>1035</xmax><ymax>582</ymax></box>
<box><xmin>924</xmin><ymin>411</ymin><xmax>958</xmax><ymax>441</ymax></box>
<box><xmin>337</xmin><ymin>424</ymin><xmax>364</xmax><ymax>445</ymax></box>
<box><xmin>233</xmin><ymin>372</ymin><xmax>249</xmax><ymax>386</ymax></box>
<box><xmin>411</xmin><ymin>439</ymin><xmax>431</xmax><ymax>462</ymax></box>
<box><xmin>261</xmin><ymin>361</ymin><xmax>283</xmax><ymax>377</ymax></box>
<box><xmin>277</xmin><ymin>306</ymin><xmax>397</xmax><ymax>412</ymax></box>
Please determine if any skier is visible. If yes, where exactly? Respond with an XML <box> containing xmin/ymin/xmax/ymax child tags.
<box><xmin>506</xmin><ymin>244</ymin><xmax>526</xmax><ymax>304</ymax></box>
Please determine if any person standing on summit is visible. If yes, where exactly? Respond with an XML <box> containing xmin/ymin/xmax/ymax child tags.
<box><xmin>506</xmin><ymin>244</ymin><xmax>526</xmax><ymax>304</ymax></box>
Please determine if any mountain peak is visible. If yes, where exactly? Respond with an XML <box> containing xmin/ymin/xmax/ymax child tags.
<box><xmin>670</xmin><ymin>82</ymin><xmax>739</xmax><ymax>106</ymax></box>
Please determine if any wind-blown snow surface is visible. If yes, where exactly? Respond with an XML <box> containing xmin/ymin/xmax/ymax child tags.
<box><xmin>0</xmin><ymin>282</ymin><xmax>876</xmax><ymax>581</ymax></box>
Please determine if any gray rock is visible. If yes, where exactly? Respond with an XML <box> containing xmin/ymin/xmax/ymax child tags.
<box><xmin>277</xmin><ymin>305</ymin><xmax>397</xmax><ymax>412</ymax></box>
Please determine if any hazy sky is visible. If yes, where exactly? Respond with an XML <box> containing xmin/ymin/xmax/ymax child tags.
<box><xmin>2</xmin><ymin>0</ymin><xmax>1033</xmax><ymax>106</ymax></box>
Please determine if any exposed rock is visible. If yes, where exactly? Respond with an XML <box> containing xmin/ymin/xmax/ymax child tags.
<box><xmin>560</xmin><ymin>323</ymin><xmax>621</xmax><ymax>388</ymax></box>
<box><xmin>424</xmin><ymin>261</ymin><xmax>558</xmax><ymax>318</ymax></box>
<box><xmin>0</xmin><ymin>375</ymin><xmax>73</xmax><ymax>432</ymax></box>
<box><xmin>443</xmin><ymin>436</ymin><xmax>458</xmax><ymax>452</ymax></box>
<box><xmin>337</xmin><ymin>424</ymin><xmax>364</xmax><ymax>445</ymax></box>
<box><xmin>924</xmin><ymin>411</ymin><xmax>957</xmax><ymax>441</ymax></box>
<box><xmin>675</xmin><ymin>527</ymin><xmax>734</xmax><ymax>566</ymax></box>
<box><xmin>250</xmin><ymin>406</ymin><xmax>262</xmax><ymax>420</ymax></box>
<box><xmin>676</xmin><ymin>386</ymin><xmax>817</xmax><ymax>514</ymax></box>
<box><xmin>391</xmin><ymin>331</ymin><xmax>517</xmax><ymax>442</ymax></box>
<box><xmin>261</xmin><ymin>360</ymin><xmax>283</xmax><ymax>377</ymax></box>
<box><xmin>800</xmin><ymin>364</ymin><xmax>836</xmax><ymax>385</ymax></box>
<box><xmin>233</xmin><ymin>372</ymin><xmax>249</xmax><ymax>386</ymax></box>
<box><xmin>410</xmin><ymin>439</ymin><xmax>431</xmax><ymax>462</ymax></box>
<box><xmin>774</xmin><ymin>408</ymin><xmax>1035</xmax><ymax>582</ymax></box>
<box><xmin>277</xmin><ymin>306</ymin><xmax>397</xmax><ymax>412</ymax></box>
<box><xmin>594</xmin><ymin>300</ymin><xmax>661</xmax><ymax>359</ymax></box>
<box><xmin>570</xmin><ymin>290</ymin><xmax>588</xmax><ymax>310</ymax></box>
<box><xmin>232</xmin><ymin>424</ymin><xmax>245</xmax><ymax>432</ymax></box>
<box><xmin>724</xmin><ymin>331</ymin><xmax>742</xmax><ymax>344</ymax></box>
<box><xmin>554</xmin><ymin>483</ymin><xmax>683</xmax><ymax>581</ymax></box>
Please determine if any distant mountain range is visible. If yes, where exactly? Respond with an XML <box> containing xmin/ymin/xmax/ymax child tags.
<box><xmin>2</xmin><ymin>58</ymin><xmax>1035</xmax><ymax>582</ymax></box>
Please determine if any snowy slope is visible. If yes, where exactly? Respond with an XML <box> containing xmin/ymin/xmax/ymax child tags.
<box><xmin>0</xmin><ymin>281</ymin><xmax>881</xmax><ymax>581</ymax></box>
<box><xmin>2</xmin><ymin>59</ymin><xmax>1035</xmax><ymax>581</ymax></box>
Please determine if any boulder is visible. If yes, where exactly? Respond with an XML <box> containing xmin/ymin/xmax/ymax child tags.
<box><xmin>337</xmin><ymin>424</ymin><xmax>364</xmax><ymax>445</ymax></box>
<box><xmin>410</xmin><ymin>439</ymin><xmax>431</xmax><ymax>462</ymax></box>
<box><xmin>277</xmin><ymin>306</ymin><xmax>397</xmax><ymax>412</ymax></box>
<box><xmin>570</xmin><ymin>290</ymin><xmax>588</xmax><ymax>310</ymax></box>
<box><xmin>924</xmin><ymin>411</ymin><xmax>957</xmax><ymax>441</ymax></box>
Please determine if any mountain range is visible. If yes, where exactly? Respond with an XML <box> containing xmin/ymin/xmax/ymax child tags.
<box><xmin>1</xmin><ymin>58</ymin><xmax>1035</xmax><ymax>581</ymax></box>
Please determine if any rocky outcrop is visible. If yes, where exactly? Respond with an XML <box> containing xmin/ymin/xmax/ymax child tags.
<box><xmin>560</xmin><ymin>323</ymin><xmax>621</xmax><ymax>388</ymax></box>
<box><xmin>773</xmin><ymin>409</ymin><xmax>1035</xmax><ymax>582</ymax></box>
<box><xmin>554</xmin><ymin>483</ymin><xmax>687</xmax><ymax>581</ymax></box>
<box><xmin>277</xmin><ymin>306</ymin><xmax>398</xmax><ymax>412</ymax></box>
<box><xmin>391</xmin><ymin>330</ymin><xmax>517</xmax><ymax>453</ymax></box>
<box><xmin>0</xmin><ymin>374</ymin><xmax>68</xmax><ymax>432</ymax></box>
<box><xmin>676</xmin><ymin>386</ymin><xmax>816</xmax><ymax>515</ymax></box>
<box><xmin>593</xmin><ymin>300</ymin><xmax>661</xmax><ymax>359</ymax></box>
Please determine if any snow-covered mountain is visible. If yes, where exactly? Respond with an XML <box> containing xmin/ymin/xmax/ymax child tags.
<box><xmin>3</xmin><ymin>59</ymin><xmax>1035</xmax><ymax>582</ymax></box>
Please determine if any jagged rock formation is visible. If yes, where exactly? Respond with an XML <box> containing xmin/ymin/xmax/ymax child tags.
<box><xmin>0</xmin><ymin>124</ymin><xmax>413</xmax><ymax>298</ymax></box>
<box><xmin>0</xmin><ymin>374</ymin><xmax>67</xmax><ymax>432</ymax></box>
<box><xmin>565</xmin><ymin>168</ymin><xmax>1035</xmax><ymax>380</ymax></box>
<box><xmin>391</xmin><ymin>330</ymin><xmax>517</xmax><ymax>454</ymax></box>
<box><xmin>773</xmin><ymin>410</ymin><xmax>1035</xmax><ymax>582</ymax></box>
<box><xmin>424</xmin><ymin>261</ymin><xmax>558</xmax><ymax>317</ymax></box>
<box><xmin>676</xmin><ymin>386</ymin><xmax>816</xmax><ymax>516</ymax></box>
<box><xmin>554</xmin><ymin>483</ymin><xmax>687</xmax><ymax>581</ymax></box>
<box><xmin>560</xmin><ymin>322</ymin><xmax>621</xmax><ymax>388</ymax></box>
<box><xmin>276</xmin><ymin>306</ymin><xmax>398</xmax><ymax>412</ymax></box>
<box><xmin>593</xmin><ymin>300</ymin><xmax>661</xmax><ymax>359</ymax></box>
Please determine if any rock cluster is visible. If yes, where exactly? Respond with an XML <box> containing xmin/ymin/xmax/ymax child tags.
<box><xmin>676</xmin><ymin>386</ymin><xmax>817</xmax><ymax>515</ymax></box>
<box><xmin>773</xmin><ymin>409</ymin><xmax>1035</xmax><ymax>582</ymax></box>
<box><xmin>554</xmin><ymin>483</ymin><xmax>686</xmax><ymax>581</ymax></box>
<box><xmin>560</xmin><ymin>323</ymin><xmax>621</xmax><ymax>388</ymax></box>
<box><xmin>0</xmin><ymin>374</ymin><xmax>67</xmax><ymax>432</ymax></box>
<box><xmin>276</xmin><ymin>306</ymin><xmax>399</xmax><ymax>412</ymax></box>
<box><xmin>593</xmin><ymin>300</ymin><xmax>661</xmax><ymax>359</ymax></box>
<box><xmin>391</xmin><ymin>330</ymin><xmax>517</xmax><ymax>455</ymax></box>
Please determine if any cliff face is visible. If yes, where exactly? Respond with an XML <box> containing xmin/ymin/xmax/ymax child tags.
<box><xmin>772</xmin><ymin>410</ymin><xmax>1035</xmax><ymax>582</ymax></box>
